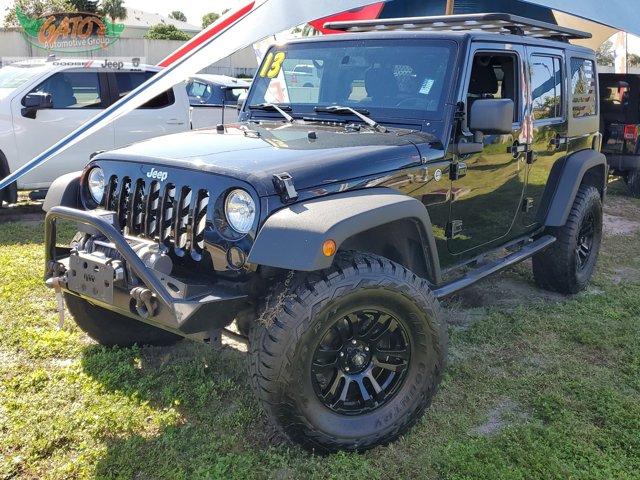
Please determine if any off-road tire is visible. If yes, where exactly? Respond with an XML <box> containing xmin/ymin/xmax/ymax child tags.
<box><xmin>626</xmin><ymin>169</ymin><xmax>640</xmax><ymax>198</ymax></box>
<box><xmin>65</xmin><ymin>294</ymin><xmax>182</xmax><ymax>347</ymax></box>
<box><xmin>248</xmin><ymin>251</ymin><xmax>447</xmax><ymax>453</ymax></box>
<box><xmin>532</xmin><ymin>185</ymin><xmax>602</xmax><ymax>294</ymax></box>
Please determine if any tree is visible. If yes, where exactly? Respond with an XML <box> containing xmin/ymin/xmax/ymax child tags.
<box><xmin>168</xmin><ymin>10</ymin><xmax>186</xmax><ymax>22</ymax></box>
<box><xmin>69</xmin><ymin>0</ymin><xmax>98</xmax><ymax>12</ymax></box>
<box><xmin>201</xmin><ymin>12</ymin><xmax>218</xmax><ymax>28</ymax></box>
<box><xmin>597</xmin><ymin>40</ymin><xmax>615</xmax><ymax>67</ymax></box>
<box><xmin>628</xmin><ymin>53</ymin><xmax>640</xmax><ymax>69</ymax></box>
<box><xmin>145</xmin><ymin>23</ymin><xmax>190</xmax><ymax>40</ymax></box>
<box><xmin>100</xmin><ymin>0</ymin><xmax>126</xmax><ymax>23</ymax></box>
<box><xmin>4</xmin><ymin>0</ymin><xmax>75</xmax><ymax>27</ymax></box>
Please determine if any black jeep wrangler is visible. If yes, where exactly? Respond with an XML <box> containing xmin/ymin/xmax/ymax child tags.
<box><xmin>600</xmin><ymin>73</ymin><xmax>640</xmax><ymax>196</ymax></box>
<box><xmin>43</xmin><ymin>14</ymin><xmax>606</xmax><ymax>453</ymax></box>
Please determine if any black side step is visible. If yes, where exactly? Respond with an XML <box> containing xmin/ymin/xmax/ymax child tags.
<box><xmin>432</xmin><ymin>235</ymin><xmax>556</xmax><ymax>299</ymax></box>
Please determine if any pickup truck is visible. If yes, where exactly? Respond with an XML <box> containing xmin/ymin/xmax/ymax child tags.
<box><xmin>0</xmin><ymin>58</ymin><xmax>190</xmax><ymax>203</ymax></box>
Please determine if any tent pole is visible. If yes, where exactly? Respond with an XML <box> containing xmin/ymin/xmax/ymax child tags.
<box><xmin>445</xmin><ymin>0</ymin><xmax>455</xmax><ymax>15</ymax></box>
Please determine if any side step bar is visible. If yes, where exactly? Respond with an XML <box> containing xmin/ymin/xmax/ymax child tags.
<box><xmin>432</xmin><ymin>235</ymin><xmax>556</xmax><ymax>299</ymax></box>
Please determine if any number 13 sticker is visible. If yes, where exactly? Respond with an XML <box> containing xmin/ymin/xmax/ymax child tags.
<box><xmin>259</xmin><ymin>51</ymin><xmax>286</xmax><ymax>78</ymax></box>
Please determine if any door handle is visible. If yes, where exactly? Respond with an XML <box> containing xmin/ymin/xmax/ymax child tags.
<box><xmin>507</xmin><ymin>142</ymin><xmax>527</xmax><ymax>157</ymax></box>
<box><xmin>166</xmin><ymin>119</ymin><xmax>185</xmax><ymax>125</ymax></box>
<box><xmin>549</xmin><ymin>136</ymin><xmax>566</xmax><ymax>150</ymax></box>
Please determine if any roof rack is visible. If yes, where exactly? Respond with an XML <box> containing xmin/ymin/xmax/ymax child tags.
<box><xmin>324</xmin><ymin>12</ymin><xmax>592</xmax><ymax>41</ymax></box>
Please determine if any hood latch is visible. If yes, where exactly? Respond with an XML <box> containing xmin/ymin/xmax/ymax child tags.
<box><xmin>272</xmin><ymin>172</ymin><xmax>298</xmax><ymax>203</ymax></box>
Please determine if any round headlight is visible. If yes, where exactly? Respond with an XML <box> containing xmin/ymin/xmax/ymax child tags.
<box><xmin>225</xmin><ymin>189</ymin><xmax>256</xmax><ymax>234</ymax></box>
<box><xmin>87</xmin><ymin>167</ymin><xmax>105</xmax><ymax>204</ymax></box>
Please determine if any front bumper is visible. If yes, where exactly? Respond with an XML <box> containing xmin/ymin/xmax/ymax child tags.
<box><xmin>45</xmin><ymin>206</ymin><xmax>248</xmax><ymax>336</ymax></box>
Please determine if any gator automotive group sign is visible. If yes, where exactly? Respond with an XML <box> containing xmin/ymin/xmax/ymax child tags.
<box><xmin>16</xmin><ymin>8</ymin><xmax>124</xmax><ymax>52</ymax></box>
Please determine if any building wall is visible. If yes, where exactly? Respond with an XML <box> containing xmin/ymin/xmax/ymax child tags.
<box><xmin>0</xmin><ymin>30</ymin><xmax>258</xmax><ymax>77</ymax></box>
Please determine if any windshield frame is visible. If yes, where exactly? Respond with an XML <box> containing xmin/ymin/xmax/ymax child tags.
<box><xmin>243</xmin><ymin>37</ymin><xmax>459</xmax><ymax>124</ymax></box>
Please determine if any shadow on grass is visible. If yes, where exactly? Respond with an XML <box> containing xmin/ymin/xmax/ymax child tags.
<box><xmin>80</xmin><ymin>340</ymin><xmax>290</xmax><ymax>478</ymax></box>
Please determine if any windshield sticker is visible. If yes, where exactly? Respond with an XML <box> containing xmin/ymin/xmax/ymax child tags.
<box><xmin>259</xmin><ymin>51</ymin><xmax>286</xmax><ymax>78</ymax></box>
<box><xmin>419</xmin><ymin>78</ymin><xmax>435</xmax><ymax>95</ymax></box>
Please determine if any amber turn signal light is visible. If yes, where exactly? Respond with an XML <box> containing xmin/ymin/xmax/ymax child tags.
<box><xmin>322</xmin><ymin>239</ymin><xmax>337</xmax><ymax>257</ymax></box>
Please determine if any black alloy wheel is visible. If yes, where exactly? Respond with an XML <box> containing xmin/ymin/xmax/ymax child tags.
<box><xmin>311</xmin><ymin>309</ymin><xmax>410</xmax><ymax>415</ymax></box>
<box><xmin>575</xmin><ymin>211</ymin><xmax>596</xmax><ymax>272</ymax></box>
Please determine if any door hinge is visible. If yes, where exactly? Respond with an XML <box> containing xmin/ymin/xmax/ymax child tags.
<box><xmin>272</xmin><ymin>172</ymin><xmax>298</xmax><ymax>203</ymax></box>
<box><xmin>450</xmin><ymin>162</ymin><xmax>468</xmax><ymax>181</ymax></box>
<box><xmin>522</xmin><ymin>197</ymin><xmax>534</xmax><ymax>213</ymax></box>
<box><xmin>446</xmin><ymin>220</ymin><xmax>463</xmax><ymax>239</ymax></box>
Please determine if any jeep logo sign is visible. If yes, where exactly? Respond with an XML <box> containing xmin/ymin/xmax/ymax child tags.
<box><xmin>146</xmin><ymin>168</ymin><xmax>168</xmax><ymax>182</ymax></box>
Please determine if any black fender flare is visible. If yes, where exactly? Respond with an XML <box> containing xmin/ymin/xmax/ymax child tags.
<box><xmin>43</xmin><ymin>171</ymin><xmax>82</xmax><ymax>212</ymax></box>
<box><xmin>248</xmin><ymin>188</ymin><xmax>441</xmax><ymax>281</ymax></box>
<box><xmin>544</xmin><ymin>149</ymin><xmax>607</xmax><ymax>227</ymax></box>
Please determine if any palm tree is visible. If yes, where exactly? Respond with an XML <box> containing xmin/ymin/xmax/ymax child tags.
<box><xmin>101</xmin><ymin>0</ymin><xmax>127</xmax><ymax>23</ymax></box>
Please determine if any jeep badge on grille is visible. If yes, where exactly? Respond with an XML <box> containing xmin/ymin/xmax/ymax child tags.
<box><xmin>146</xmin><ymin>168</ymin><xmax>168</xmax><ymax>182</ymax></box>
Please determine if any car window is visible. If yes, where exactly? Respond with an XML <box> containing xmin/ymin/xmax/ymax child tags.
<box><xmin>531</xmin><ymin>55</ymin><xmax>563</xmax><ymax>120</ymax></box>
<box><xmin>28</xmin><ymin>71</ymin><xmax>102</xmax><ymax>109</ymax></box>
<box><xmin>570</xmin><ymin>58</ymin><xmax>597</xmax><ymax>118</ymax></box>
<box><xmin>223</xmin><ymin>87</ymin><xmax>247</xmax><ymax>103</ymax></box>
<box><xmin>114</xmin><ymin>71</ymin><xmax>175</xmax><ymax>109</ymax></box>
<box><xmin>467</xmin><ymin>52</ymin><xmax>519</xmax><ymax>122</ymax></box>
<box><xmin>0</xmin><ymin>66</ymin><xmax>47</xmax><ymax>89</ymax></box>
<box><xmin>247</xmin><ymin>39</ymin><xmax>457</xmax><ymax>120</ymax></box>
<box><xmin>187</xmin><ymin>80</ymin><xmax>213</xmax><ymax>103</ymax></box>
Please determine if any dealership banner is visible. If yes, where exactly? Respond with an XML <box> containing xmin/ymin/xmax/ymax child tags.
<box><xmin>0</xmin><ymin>0</ymin><xmax>388</xmax><ymax>191</ymax></box>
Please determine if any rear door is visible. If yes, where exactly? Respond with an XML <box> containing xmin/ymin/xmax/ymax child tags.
<box><xmin>523</xmin><ymin>46</ymin><xmax>567</xmax><ymax>226</ymax></box>
<box><xmin>109</xmin><ymin>71</ymin><xmax>189</xmax><ymax>147</ymax></box>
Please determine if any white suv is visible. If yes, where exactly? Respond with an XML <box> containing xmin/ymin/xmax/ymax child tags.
<box><xmin>0</xmin><ymin>59</ymin><xmax>190</xmax><ymax>201</ymax></box>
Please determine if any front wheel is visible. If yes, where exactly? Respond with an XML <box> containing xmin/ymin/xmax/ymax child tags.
<box><xmin>532</xmin><ymin>185</ymin><xmax>603</xmax><ymax>294</ymax></box>
<box><xmin>248</xmin><ymin>252</ymin><xmax>447</xmax><ymax>453</ymax></box>
<box><xmin>65</xmin><ymin>294</ymin><xmax>182</xmax><ymax>347</ymax></box>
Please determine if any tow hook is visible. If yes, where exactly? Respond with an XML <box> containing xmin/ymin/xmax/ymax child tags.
<box><xmin>46</xmin><ymin>275</ymin><xmax>67</xmax><ymax>329</ymax></box>
<box><xmin>130</xmin><ymin>287</ymin><xmax>157</xmax><ymax>318</ymax></box>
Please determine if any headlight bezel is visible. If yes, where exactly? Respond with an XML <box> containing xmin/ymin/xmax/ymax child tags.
<box><xmin>87</xmin><ymin>166</ymin><xmax>106</xmax><ymax>205</ymax></box>
<box><xmin>224</xmin><ymin>188</ymin><xmax>256</xmax><ymax>235</ymax></box>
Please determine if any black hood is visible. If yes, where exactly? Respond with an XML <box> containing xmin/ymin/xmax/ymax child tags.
<box><xmin>96</xmin><ymin>121</ymin><xmax>445</xmax><ymax>196</ymax></box>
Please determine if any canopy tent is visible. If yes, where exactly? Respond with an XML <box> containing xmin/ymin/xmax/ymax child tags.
<box><xmin>526</xmin><ymin>0</ymin><xmax>640</xmax><ymax>39</ymax></box>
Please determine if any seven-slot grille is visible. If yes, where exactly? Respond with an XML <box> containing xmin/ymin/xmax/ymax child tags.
<box><xmin>104</xmin><ymin>175</ymin><xmax>210</xmax><ymax>260</ymax></box>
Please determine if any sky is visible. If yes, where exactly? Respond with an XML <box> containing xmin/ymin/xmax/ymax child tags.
<box><xmin>0</xmin><ymin>0</ymin><xmax>638</xmax><ymax>50</ymax></box>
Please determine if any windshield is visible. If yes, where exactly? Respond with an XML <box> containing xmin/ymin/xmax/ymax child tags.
<box><xmin>0</xmin><ymin>65</ymin><xmax>46</xmax><ymax>90</ymax></box>
<box><xmin>246</xmin><ymin>38</ymin><xmax>457</xmax><ymax>121</ymax></box>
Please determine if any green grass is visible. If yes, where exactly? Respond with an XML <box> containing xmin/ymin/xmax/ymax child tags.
<box><xmin>1</xmin><ymin>190</ymin><xmax>639</xmax><ymax>479</ymax></box>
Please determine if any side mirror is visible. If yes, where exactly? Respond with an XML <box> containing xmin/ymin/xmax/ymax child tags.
<box><xmin>469</xmin><ymin>98</ymin><xmax>514</xmax><ymax>135</ymax></box>
<box><xmin>22</xmin><ymin>92</ymin><xmax>53</xmax><ymax>119</ymax></box>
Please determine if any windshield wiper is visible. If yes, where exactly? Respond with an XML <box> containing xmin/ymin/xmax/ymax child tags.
<box><xmin>249</xmin><ymin>103</ymin><xmax>294</xmax><ymax>123</ymax></box>
<box><xmin>314</xmin><ymin>105</ymin><xmax>388</xmax><ymax>133</ymax></box>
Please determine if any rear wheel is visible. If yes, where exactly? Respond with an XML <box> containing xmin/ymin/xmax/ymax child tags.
<box><xmin>249</xmin><ymin>252</ymin><xmax>447</xmax><ymax>453</ymax></box>
<box><xmin>533</xmin><ymin>185</ymin><xmax>602</xmax><ymax>294</ymax></box>
<box><xmin>65</xmin><ymin>294</ymin><xmax>182</xmax><ymax>347</ymax></box>
<box><xmin>626</xmin><ymin>169</ymin><xmax>640</xmax><ymax>198</ymax></box>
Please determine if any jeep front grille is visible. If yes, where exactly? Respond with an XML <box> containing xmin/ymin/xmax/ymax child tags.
<box><xmin>104</xmin><ymin>176</ymin><xmax>209</xmax><ymax>260</ymax></box>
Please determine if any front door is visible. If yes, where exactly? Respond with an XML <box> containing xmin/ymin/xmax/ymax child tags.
<box><xmin>12</xmin><ymin>69</ymin><xmax>113</xmax><ymax>188</ymax></box>
<box><xmin>524</xmin><ymin>47</ymin><xmax>567</xmax><ymax>226</ymax></box>
<box><xmin>448</xmin><ymin>45</ymin><xmax>527</xmax><ymax>255</ymax></box>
